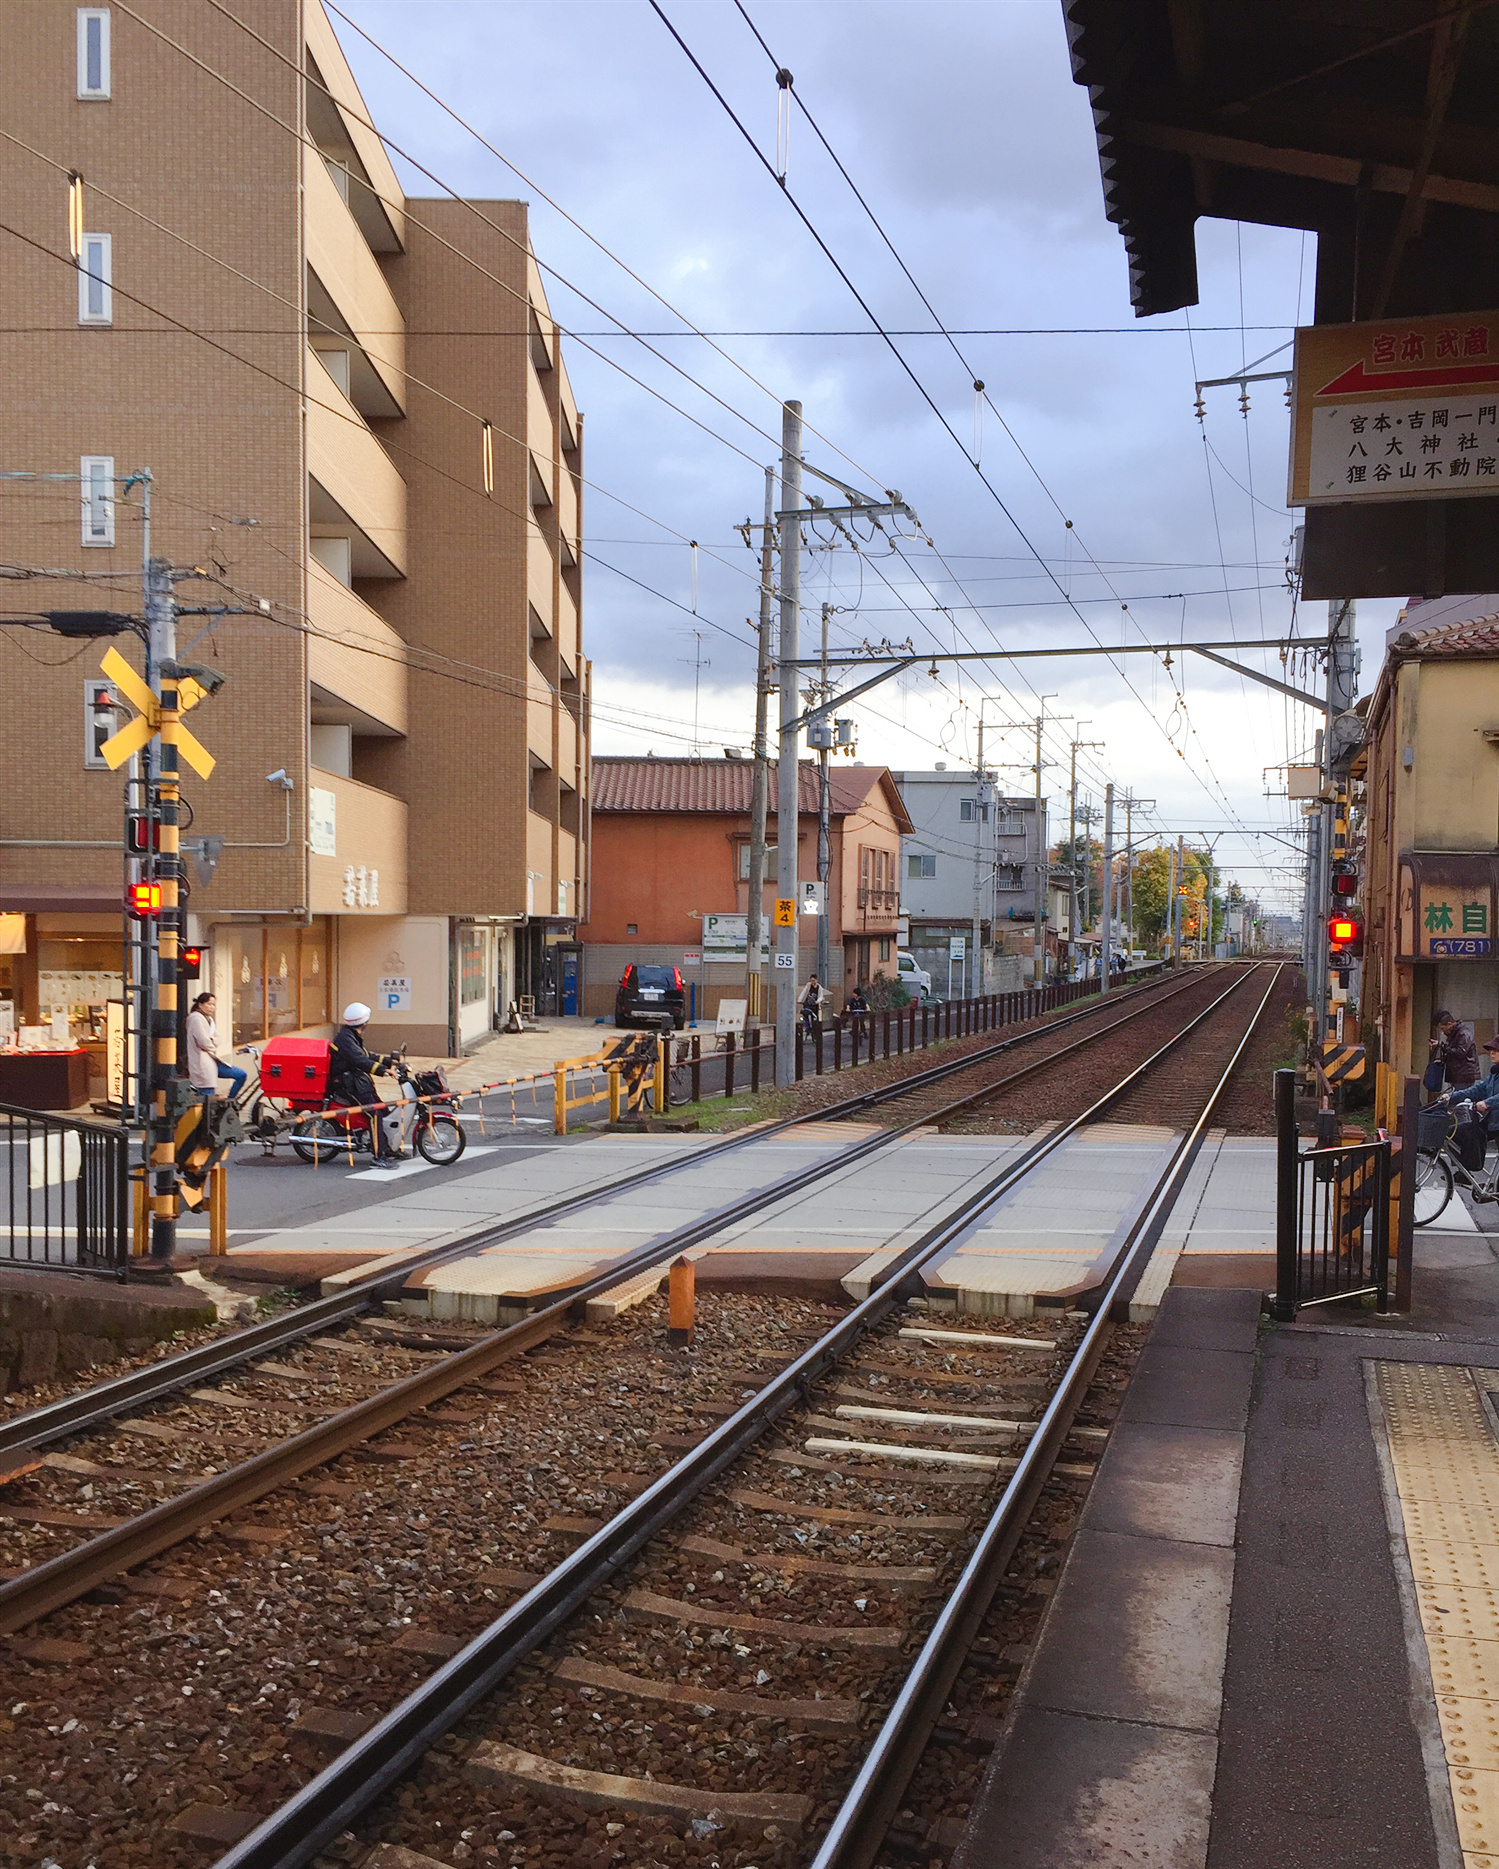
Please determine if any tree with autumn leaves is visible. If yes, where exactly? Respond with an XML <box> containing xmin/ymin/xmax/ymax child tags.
<box><xmin>1128</xmin><ymin>845</ymin><xmax>1218</xmax><ymax>950</ymax></box>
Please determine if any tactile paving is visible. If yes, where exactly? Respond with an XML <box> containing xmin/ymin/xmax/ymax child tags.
<box><xmin>1422</xmin><ymin>1581</ymin><xmax>1499</xmax><ymax>1646</ymax></box>
<box><xmin>1378</xmin><ymin>1361</ymin><xmax>1499</xmax><ymax>1866</ymax></box>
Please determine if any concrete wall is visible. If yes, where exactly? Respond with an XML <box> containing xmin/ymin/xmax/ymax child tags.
<box><xmin>336</xmin><ymin>913</ymin><xmax>450</xmax><ymax>1054</ymax></box>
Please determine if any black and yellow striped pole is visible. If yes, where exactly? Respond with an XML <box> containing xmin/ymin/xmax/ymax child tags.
<box><xmin>150</xmin><ymin>643</ymin><xmax>182</xmax><ymax>1260</ymax></box>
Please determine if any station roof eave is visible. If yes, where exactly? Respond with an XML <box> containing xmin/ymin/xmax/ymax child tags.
<box><xmin>1061</xmin><ymin>0</ymin><xmax>1499</xmax><ymax>319</ymax></box>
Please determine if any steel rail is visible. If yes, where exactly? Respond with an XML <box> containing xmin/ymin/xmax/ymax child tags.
<box><xmin>807</xmin><ymin>962</ymin><xmax>1285</xmax><ymax>1869</ymax></box>
<box><xmin>0</xmin><ymin>963</ymin><xmax>1199</xmax><ymax>1462</ymax></box>
<box><xmin>0</xmin><ymin>965</ymin><xmax>1228</xmax><ymax>1629</ymax></box>
<box><xmin>209</xmin><ymin>962</ymin><xmax>1270</xmax><ymax>1869</ymax></box>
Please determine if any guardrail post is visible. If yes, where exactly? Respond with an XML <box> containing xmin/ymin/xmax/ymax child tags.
<box><xmin>690</xmin><ymin>1034</ymin><xmax>701</xmax><ymax>1104</ymax></box>
<box><xmin>1373</xmin><ymin>1138</ymin><xmax>1393</xmax><ymax>1313</ymax></box>
<box><xmin>1272</xmin><ymin>1067</ymin><xmax>1298</xmax><ymax>1320</ymax></box>
<box><xmin>653</xmin><ymin>1037</ymin><xmax>667</xmax><ymax>1112</ymax></box>
<box><xmin>816</xmin><ymin>1024</ymin><xmax>825</xmax><ymax>1074</ymax></box>
<box><xmin>834</xmin><ymin>1021</ymin><xmax>842</xmax><ymax>1073</ymax></box>
<box><xmin>751</xmin><ymin>1033</ymin><xmax>762</xmax><ymax>1094</ymax></box>
<box><xmin>132</xmin><ymin>1164</ymin><xmax>149</xmax><ymax>1256</ymax></box>
<box><xmin>553</xmin><ymin>1064</ymin><xmax>567</xmax><ymax>1135</ymax></box>
<box><xmin>882</xmin><ymin>1010</ymin><xmax>891</xmax><ymax>1058</ymax></box>
<box><xmin>724</xmin><ymin>1033</ymin><xmax>736</xmax><ymax>1097</ymax></box>
<box><xmin>795</xmin><ymin>1024</ymin><xmax>804</xmax><ymax>1082</ymax></box>
<box><xmin>607</xmin><ymin>1064</ymin><xmax>622</xmax><ymax>1124</ymax></box>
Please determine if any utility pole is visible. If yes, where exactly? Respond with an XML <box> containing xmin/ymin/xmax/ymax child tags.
<box><xmin>745</xmin><ymin>465</ymin><xmax>775</xmax><ymax>1022</ymax></box>
<box><xmin>1167</xmin><ymin>841</ymin><xmax>1177</xmax><ymax>962</ymax></box>
<box><xmin>1067</xmin><ymin>735</ymin><xmax>1102</xmax><ymax>980</ymax></box>
<box><xmin>816</xmin><ymin>601</ymin><xmax>832</xmax><ymax>992</ymax></box>
<box><xmin>1031</xmin><ymin>705</ymin><xmax>1054</xmax><ymax>985</ymax></box>
<box><xmin>774</xmin><ymin>401</ymin><xmax>803</xmax><ymax>1088</ymax></box>
<box><xmin>145</xmin><ymin>554</ymin><xmax>180</xmax><ymax>1261</ymax></box>
<box><xmin>1320</xmin><ymin>598</ymin><xmax>1359</xmax><ymax>1048</ymax></box>
<box><xmin>1116</xmin><ymin>791</ymin><xmax>1154</xmax><ymax>962</ymax></box>
<box><xmin>1100</xmin><ymin>782</ymin><xmax>1114</xmax><ymax>993</ymax></box>
<box><xmin>971</xmin><ymin>718</ymin><xmax>988</xmax><ymax>1000</ymax></box>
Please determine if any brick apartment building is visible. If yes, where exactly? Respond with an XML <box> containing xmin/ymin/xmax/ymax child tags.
<box><xmin>0</xmin><ymin>1</ymin><xmax>588</xmax><ymax>1068</ymax></box>
<box><xmin>579</xmin><ymin>756</ymin><xmax>912</xmax><ymax>1020</ymax></box>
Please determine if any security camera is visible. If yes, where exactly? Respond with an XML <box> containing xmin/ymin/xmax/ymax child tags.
<box><xmin>265</xmin><ymin>768</ymin><xmax>293</xmax><ymax>790</ymax></box>
<box><xmin>173</xmin><ymin>661</ymin><xmax>226</xmax><ymax>697</ymax></box>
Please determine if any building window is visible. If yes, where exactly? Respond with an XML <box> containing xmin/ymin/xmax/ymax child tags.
<box><xmin>878</xmin><ymin>937</ymin><xmax>891</xmax><ymax>961</ymax></box>
<box><xmin>996</xmin><ymin>863</ymin><xmax>1026</xmax><ymax>892</ymax></box>
<box><xmin>626</xmin><ymin>922</ymin><xmax>637</xmax><ymax>936</ymax></box>
<box><xmin>78</xmin><ymin>232</ymin><xmax>112</xmax><ymax>323</ymax></box>
<box><xmin>907</xmin><ymin>853</ymin><xmax>936</xmax><ymax>879</ymax></box>
<box><xmin>959</xmin><ymin>799</ymin><xmax>989</xmax><ymax>823</ymax></box>
<box><xmin>228</xmin><ymin>920</ymin><xmax>331</xmax><ymax>1045</ymax></box>
<box><xmin>459</xmin><ymin>926</ymin><xmax>488</xmax><ymax>1005</ymax></box>
<box><xmin>737</xmin><ymin>842</ymin><xmax>777</xmax><ymax>880</ymax></box>
<box><xmin>80</xmin><ymin>455</ymin><xmax>114</xmax><ymax>546</ymax></box>
<box><xmin>994</xmin><ymin>810</ymin><xmax>1024</xmax><ymax>837</ymax></box>
<box><xmin>77</xmin><ymin>8</ymin><xmax>110</xmax><ymax>98</ymax></box>
<box><xmin>84</xmin><ymin>677</ymin><xmax>117</xmax><ymax>768</ymax></box>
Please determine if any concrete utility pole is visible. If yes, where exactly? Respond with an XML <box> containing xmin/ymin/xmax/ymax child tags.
<box><xmin>816</xmin><ymin>601</ymin><xmax>832</xmax><ymax>992</ymax></box>
<box><xmin>145</xmin><ymin>554</ymin><xmax>180</xmax><ymax>1261</ymax></box>
<box><xmin>774</xmin><ymin>400</ymin><xmax>803</xmax><ymax>1088</ymax></box>
<box><xmin>1031</xmin><ymin>706</ymin><xmax>1053</xmax><ymax>984</ymax></box>
<box><xmin>1117</xmin><ymin>791</ymin><xmax>1154</xmax><ymax>961</ymax></box>
<box><xmin>1100</xmin><ymin>782</ymin><xmax>1115</xmax><ymax>993</ymax></box>
<box><xmin>744</xmin><ymin>466</ymin><xmax>775</xmax><ymax>1021</ymax></box>
<box><xmin>1167</xmin><ymin>841</ymin><xmax>1177</xmax><ymax>962</ymax></box>
<box><xmin>971</xmin><ymin>718</ymin><xmax>991</xmax><ymax>1000</ymax></box>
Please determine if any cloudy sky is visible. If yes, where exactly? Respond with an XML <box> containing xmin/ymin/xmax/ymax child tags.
<box><xmin>334</xmin><ymin>0</ymin><xmax>1398</xmax><ymax>915</ymax></box>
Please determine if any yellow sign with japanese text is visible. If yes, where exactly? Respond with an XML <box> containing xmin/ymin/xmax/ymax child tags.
<box><xmin>774</xmin><ymin>898</ymin><xmax>796</xmax><ymax>928</ymax></box>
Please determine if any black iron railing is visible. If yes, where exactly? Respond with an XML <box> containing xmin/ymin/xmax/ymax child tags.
<box><xmin>0</xmin><ymin>1102</ymin><xmax>131</xmax><ymax>1271</ymax></box>
<box><xmin>1271</xmin><ymin>1067</ymin><xmax>1413</xmax><ymax>1318</ymax></box>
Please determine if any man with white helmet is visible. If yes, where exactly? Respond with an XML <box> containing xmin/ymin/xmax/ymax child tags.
<box><xmin>330</xmin><ymin>1001</ymin><xmax>401</xmax><ymax>1167</ymax></box>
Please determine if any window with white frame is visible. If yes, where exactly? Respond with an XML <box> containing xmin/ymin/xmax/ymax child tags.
<box><xmin>959</xmin><ymin>799</ymin><xmax>989</xmax><ymax>823</ymax></box>
<box><xmin>737</xmin><ymin>842</ymin><xmax>777</xmax><ymax>880</ymax></box>
<box><xmin>84</xmin><ymin>678</ymin><xmax>118</xmax><ymax>768</ymax></box>
<box><xmin>77</xmin><ymin>9</ymin><xmax>110</xmax><ymax>99</ymax></box>
<box><xmin>78</xmin><ymin>232</ymin><xmax>112</xmax><ymax>323</ymax></box>
<box><xmin>907</xmin><ymin>853</ymin><xmax>936</xmax><ymax>879</ymax></box>
<box><xmin>993</xmin><ymin>810</ymin><xmax>1025</xmax><ymax>837</ymax></box>
<box><xmin>80</xmin><ymin>455</ymin><xmax>115</xmax><ymax>547</ymax></box>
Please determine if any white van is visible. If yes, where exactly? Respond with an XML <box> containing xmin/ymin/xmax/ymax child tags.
<box><xmin>897</xmin><ymin>950</ymin><xmax>932</xmax><ymax>996</ymax></box>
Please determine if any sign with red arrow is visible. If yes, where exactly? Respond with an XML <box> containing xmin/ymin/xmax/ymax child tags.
<box><xmin>1290</xmin><ymin>310</ymin><xmax>1499</xmax><ymax>507</ymax></box>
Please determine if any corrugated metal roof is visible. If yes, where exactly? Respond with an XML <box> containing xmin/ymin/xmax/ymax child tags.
<box><xmin>591</xmin><ymin>758</ymin><xmax>913</xmax><ymax>830</ymax></box>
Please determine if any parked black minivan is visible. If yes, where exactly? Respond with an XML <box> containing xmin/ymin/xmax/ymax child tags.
<box><xmin>615</xmin><ymin>963</ymin><xmax>687</xmax><ymax>1029</ymax></box>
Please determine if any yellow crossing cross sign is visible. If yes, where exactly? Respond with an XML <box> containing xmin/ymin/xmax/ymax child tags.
<box><xmin>97</xmin><ymin>647</ymin><xmax>215</xmax><ymax>779</ymax></box>
<box><xmin>774</xmin><ymin>897</ymin><xmax>797</xmax><ymax>927</ymax></box>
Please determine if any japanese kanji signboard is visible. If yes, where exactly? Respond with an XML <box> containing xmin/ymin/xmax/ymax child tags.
<box><xmin>1396</xmin><ymin>855</ymin><xmax>1498</xmax><ymax>960</ymax></box>
<box><xmin>1290</xmin><ymin>310</ymin><xmax>1499</xmax><ymax>507</ymax></box>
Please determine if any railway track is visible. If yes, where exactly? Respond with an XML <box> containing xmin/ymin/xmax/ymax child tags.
<box><xmin>127</xmin><ymin>958</ymin><xmax>1281</xmax><ymax>1869</ymax></box>
<box><xmin>0</xmin><ymin>961</ymin><xmax>1271</xmax><ymax>1869</ymax></box>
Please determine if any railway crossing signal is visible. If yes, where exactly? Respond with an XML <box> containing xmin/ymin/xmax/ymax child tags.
<box><xmin>1328</xmin><ymin>913</ymin><xmax>1363</xmax><ymax>959</ymax></box>
<box><xmin>95</xmin><ymin>645</ymin><xmax>216</xmax><ymax>778</ymax></box>
<box><xmin>127</xmin><ymin>880</ymin><xmax>162</xmax><ymax>919</ymax></box>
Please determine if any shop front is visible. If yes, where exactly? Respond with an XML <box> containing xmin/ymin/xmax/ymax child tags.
<box><xmin>1390</xmin><ymin>852</ymin><xmax>1499</xmax><ymax>1070</ymax></box>
<box><xmin>0</xmin><ymin>890</ymin><xmax>124</xmax><ymax>1107</ymax></box>
<box><xmin>211</xmin><ymin>918</ymin><xmax>333</xmax><ymax>1047</ymax></box>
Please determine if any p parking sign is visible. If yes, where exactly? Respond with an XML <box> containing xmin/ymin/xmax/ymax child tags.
<box><xmin>378</xmin><ymin>974</ymin><xmax>411</xmax><ymax>1012</ymax></box>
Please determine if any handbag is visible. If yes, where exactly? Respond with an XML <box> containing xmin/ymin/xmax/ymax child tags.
<box><xmin>1423</xmin><ymin>1060</ymin><xmax>1447</xmax><ymax>1093</ymax></box>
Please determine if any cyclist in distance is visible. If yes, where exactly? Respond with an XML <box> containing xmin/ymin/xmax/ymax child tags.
<box><xmin>1445</xmin><ymin>1034</ymin><xmax>1499</xmax><ymax>1137</ymax></box>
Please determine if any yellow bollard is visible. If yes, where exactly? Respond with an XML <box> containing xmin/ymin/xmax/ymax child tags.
<box><xmin>653</xmin><ymin>1036</ymin><xmax>667</xmax><ymax>1114</ymax></box>
<box><xmin>208</xmin><ymin>1162</ymin><xmax>228</xmax><ymax>1255</ymax></box>
<box><xmin>608</xmin><ymin>1063</ymin><xmax>622</xmax><ymax>1124</ymax></box>
<box><xmin>669</xmin><ymin>1255</ymin><xmax>695</xmax><ymax>1347</ymax></box>
<box><xmin>131</xmin><ymin>1168</ymin><xmax>148</xmax><ymax>1256</ymax></box>
<box><xmin>554</xmin><ymin>1062</ymin><xmax>568</xmax><ymax>1135</ymax></box>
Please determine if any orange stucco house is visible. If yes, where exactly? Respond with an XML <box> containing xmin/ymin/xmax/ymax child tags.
<box><xmin>579</xmin><ymin>756</ymin><xmax>914</xmax><ymax>1019</ymax></box>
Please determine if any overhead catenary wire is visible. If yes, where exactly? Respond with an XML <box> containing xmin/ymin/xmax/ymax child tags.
<box><xmin>659</xmin><ymin>1</ymin><xmax>1265</xmax><ymax>847</ymax></box>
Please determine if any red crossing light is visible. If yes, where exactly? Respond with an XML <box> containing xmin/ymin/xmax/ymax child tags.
<box><xmin>127</xmin><ymin>881</ymin><xmax>162</xmax><ymax>919</ymax></box>
<box><xmin>181</xmin><ymin>945</ymin><xmax>202</xmax><ymax>978</ymax></box>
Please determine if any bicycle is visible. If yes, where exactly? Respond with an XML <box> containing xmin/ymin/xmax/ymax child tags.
<box><xmin>1413</xmin><ymin>1103</ymin><xmax>1498</xmax><ymax>1225</ymax></box>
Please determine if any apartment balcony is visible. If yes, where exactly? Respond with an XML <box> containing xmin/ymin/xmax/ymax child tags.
<box><xmin>305</xmin><ymin>2</ymin><xmax>405</xmax><ymax>251</ymax></box>
<box><xmin>527</xmin><ymin>520</ymin><xmax>555</xmax><ymax>621</ymax></box>
<box><xmin>307</xmin><ymin>768</ymin><xmax>408</xmax><ymax>916</ymax></box>
<box><xmin>305</xmin><ymin>150</ymin><xmax>406</xmax><ymax>417</ymax></box>
<box><xmin>307</xmin><ymin>556</ymin><xmax>408</xmax><ymax>737</ymax></box>
<box><xmin>307</xmin><ymin>347</ymin><xmax>407</xmax><ymax>578</ymax></box>
<box><xmin>556</xmin><ymin>466</ymin><xmax>579</xmax><ymax>566</ymax></box>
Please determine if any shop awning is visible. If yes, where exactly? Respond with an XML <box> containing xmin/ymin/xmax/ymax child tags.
<box><xmin>1396</xmin><ymin>851</ymin><xmax>1499</xmax><ymax>961</ymax></box>
<box><xmin>0</xmin><ymin>886</ymin><xmax>122</xmax><ymax>914</ymax></box>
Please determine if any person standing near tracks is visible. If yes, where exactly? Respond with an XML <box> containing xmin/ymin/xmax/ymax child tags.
<box><xmin>1431</xmin><ymin>1008</ymin><xmax>1481</xmax><ymax>1092</ymax></box>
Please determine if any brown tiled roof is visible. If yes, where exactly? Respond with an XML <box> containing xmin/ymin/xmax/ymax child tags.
<box><xmin>1394</xmin><ymin>616</ymin><xmax>1499</xmax><ymax>658</ymax></box>
<box><xmin>591</xmin><ymin>757</ymin><xmax>913</xmax><ymax>830</ymax></box>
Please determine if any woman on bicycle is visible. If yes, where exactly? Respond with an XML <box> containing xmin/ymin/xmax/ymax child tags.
<box><xmin>186</xmin><ymin>993</ymin><xmax>246</xmax><ymax>1102</ymax></box>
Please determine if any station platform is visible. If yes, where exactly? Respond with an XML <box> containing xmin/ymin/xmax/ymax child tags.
<box><xmin>953</xmin><ymin>1187</ymin><xmax>1499</xmax><ymax>1869</ymax></box>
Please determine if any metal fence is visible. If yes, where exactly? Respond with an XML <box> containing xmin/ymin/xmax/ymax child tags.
<box><xmin>1271</xmin><ymin>1068</ymin><xmax>1414</xmax><ymax>1318</ymax></box>
<box><xmin>0</xmin><ymin>1102</ymin><xmax>131</xmax><ymax>1271</ymax></box>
